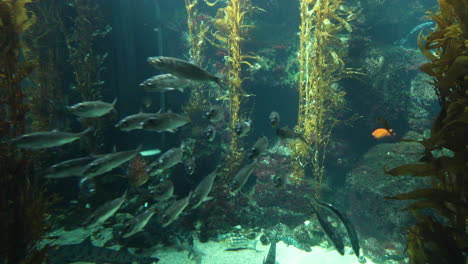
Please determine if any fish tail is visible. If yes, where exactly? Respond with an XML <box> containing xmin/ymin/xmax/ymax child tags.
<box><xmin>79</xmin><ymin>127</ymin><xmax>94</xmax><ymax>137</ymax></box>
<box><xmin>213</xmin><ymin>77</ymin><xmax>226</xmax><ymax>90</ymax></box>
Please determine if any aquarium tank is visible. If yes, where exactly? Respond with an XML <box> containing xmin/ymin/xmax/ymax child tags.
<box><xmin>0</xmin><ymin>0</ymin><xmax>466</xmax><ymax>264</ymax></box>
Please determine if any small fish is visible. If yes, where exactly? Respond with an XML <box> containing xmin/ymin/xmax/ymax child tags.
<box><xmin>371</xmin><ymin>128</ymin><xmax>394</xmax><ymax>139</ymax></box>
<box><xmin>121</xmin><ymin>205</ymin><xmax>158</xmax><ymax>238</ymax></box>
<box><xmin>82</xmin><ymin>146</ymin><xmax>141</xmax><ymax>179</ymax></box>
<box><xmin>204</xmin><ymin>124</ymin><xmax>216</xmax><ymax>142</ymax></box>
<box><xmin>115</xmin><ymin>112</ymin><xmax>159</xmax><ymax>132</ymax></box>
<box><xmin>127</xmin><ymin>154</ymin><xmax>149</xmax><ymax>187</ymax></box>
<box><xmin>275</xmin><ymin>126</ymin><xmax>308</xmax><ymax>144</ymax></box>
<box><xmin>147</xmin><ymin>147</ymin><xmax>185</xmax><ymax>175</ymax></box>
<box><xmin>147</xmin><ymin>56</ymin><xmax>223</xmax><ymax>89</ymax></box>
<box><xmin>309</xmin><ymin>201</ymin><xmax>345</xmax><ymax>255</ymax></box>
<box><xmin>150</xmin><ymin>180</ymin><xmax>174</xmax><ymax>201</ymax></box>
<box><xmin>222</xmin><ymin>236</ymin><xmax>258</xmax><ymax>251</ymax></box>
<box><xmin>273</xmin><ymin>168</ymin><xmax>288</xmax><ymax>188</ymax></box>
<box><xmin>40</xmin><ymin>156</ymin><xmax>96</xmax><ymax>179</ymax></box>
<box><xmin>139</xmin><ymin>73</ymin><xmax>190</xmax><ymax>92</ymax></box>
<box><xmin>68</xmin><ymin>98</ymin><xmax>117</xmax><ymax>118</ymax></box>
<box><xmin>190</xmin><ymin>167</ymin><xmax>218</xmax><ymax>209</ymax></box>
<box><xmin>263</xmin><ymin>232</ymin><xmax>278</xmax><ymax>264</ymax></box>
<box><xmin>183</xmin><ymin>155</ymin><xmax>196</xmax><ymax>175</ymax></box>
<box><xmin>47</xmin><ymin>237</ymin><xmax>160</xmax><ymax>264</ymax></box>
<box><xmin>235</xmin><ymin>119</ymin><xmax>252</xmax><ymax>137</ymax></box>
<box><xmin>312</xmin><ymin>197</ymin><xmax>361</xmax><ymax>259</ymax></box>
<box><xmin>140</xmin><ymin>112</ymin><xmax>190</xmax><ymax>133</ymax></box>
<box><xmin>82</xmin><ymin>190</ymin><xmax>127</xmax><ymax>228</ymax></box>
<box><xmin>231</xmin><ymin>161</ymin><xmax>258</xmax><ymax>194</ymax></box>
<box><xmin>203</xmin><ymin>105</ymin><xmax>224</xmax><ymax>123</ymax></box>
<box><xmin>10</xmin><ymin>127</ymin><xmax>92</xmax><ymax>149</ymax></box>
<box><xmin>269</xmin><ymin>111</ymin><xmax>280</xmax><ymax>128</ymax></box>
<box><xmin>160</xmin><ymin>192</ymin><xmax>192</xmax><ymax>228</ymax></box>
<box><xmin>248</xmin><ymin>136</ymin><xmax>269</xmax><ymax>160</ymax></box>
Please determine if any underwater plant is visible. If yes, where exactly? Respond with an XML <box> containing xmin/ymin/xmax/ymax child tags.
<box><xmin>58</xmin><ymin>0</ymin><xmax>110</xmax><ymax>154</ymax></box>
<box><xmin>209</xmin><ymin>0</ymin><xmax>260</xmax><ymax>174</ymax></box>
<box><xmin>291</xmin><ymin>0</ymin><xmax>358</xmax><ymax>196</ymax></box>
<box><xmin>385</xmin><ymin>0</ymin><xmax>468</xmax><ymax>263</ymax></box>
<box><xmin>0</xmin><ymin>1</ymin><xmax>57</xmax><ymax>263</ymax></box>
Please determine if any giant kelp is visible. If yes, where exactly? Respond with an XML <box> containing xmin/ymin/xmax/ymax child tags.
<box><xmin>291</xmin><ymin>0</ymin><xmax>357</xmax><ymax>195</ymax></box>
<box><xmin>58</xmin><ymin>0</ymin><xmax>110</xmax><ymax>154</ymax></box>
<box><xmin>385</xmin><ymin>0</ymin><xmax>467</xmax><ymax>263</ymax></box>
<box><xmin>0</xmin><ymin>1</ymin><xmax>55</xmax><ymax>263</ymax></box>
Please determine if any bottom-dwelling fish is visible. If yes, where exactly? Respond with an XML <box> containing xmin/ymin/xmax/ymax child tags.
<box><xmin>312</xmin><ymin>197</ymin><xmax>361</xmax><ymax>259</ymax></box>
<box><xmin>309</xmin><ymin>201</ymin><xmax>345</xmax><ymax>255</ymax></box>
<box><xmin>47</xmin><ymin>237</ymin><xmax>159</xmax><ymax>264</ymax></box>
<box><xmin>222</xmin><ymin>236</ymin><xmax>259</xmax><ymax>252</ymax></box>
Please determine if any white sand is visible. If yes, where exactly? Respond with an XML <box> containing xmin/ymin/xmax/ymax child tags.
<box><xmin>154</xmin><ymin>241</ymin><xmax>377</xmax><ymax>264</ymax></box>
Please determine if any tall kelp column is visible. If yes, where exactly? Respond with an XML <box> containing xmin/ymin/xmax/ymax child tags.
<box><xmin>292</xmin><ymin>0</ymin><xmax>355</xmax><ymax>196</ymax></box>
<box><xmin>212</xmin><ymin>0</ymin><xmax>257</xmax><ymax>172</ymax></box>
<box><xmin>184</xmin><ymin>0</ymin><xmax>212</xmax><ymax>112</ymax></box>
<box><xmin>0</xmin><ymin>1</ymin><xmax>54</xmax><ymax>263</ymax></box>
<box><xmin>385</xmin><ymin>0</ymin><xmax>467</xmax><ymax>263</ymax></box>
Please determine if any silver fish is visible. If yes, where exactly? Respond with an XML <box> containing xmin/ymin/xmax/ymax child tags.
<box><xmin>121</xmin><ymin>205</ymin><xmax>158</xmax><ymax>238</ymax></box>
<box><xmin>276</xmin><ymin>126</ymin><xmax>308</xmax><ymax>144</ymax></box>
<box><xmin>231</xmin><ymin>161</ymin><xmax>258</xmax><ymax>194</ymax></box>
<box><xmin>150</xmin><ymin>180</ymin><xmax>174</xmax><ymax>201</ymax></box>
<box><xmin>147</xmin><ymin>56</ymin><xmax>223</xmax><ymax>89</ymax></box>
<box><xmin>203</xmin><ymin>105</ymin><xmax>224</xmax><ymax>123</ymax></box>
<box><xmin>83</xmin><ymin>190</ymin><xmax>127</xmax><ymax>228</ymax></box>
<box><xmin>147</xmin><ymin>147</ymin><xmax>184</xmax><ymax>175</ymax></box>
<box><xmin>41</xmin><ymin>156</ymin><xmax>96</xmax><ymax>179</ymax></box>
<box><xmin>11</xmin><ymin>127</ymin><xmax>92</xmax><ymax>149</ymax></box>
<box><xmin>160</xmin><ymin>192</ymin><xmax>192</xmax><ymax>228</ymax></box>
<box><xmin>82</xmin><ymin>146</ymin><xmax>141</xmax><ymax>179</ymax></box>
<box><xmin>204</xmin><ymin>124</ymin><xmax>216</xmax><ymax>142</ymax></box>
<box><xmin>248</xmin><ymin>136</ymin><xmax>269</xmax><ymax>160</ymax></box>
<box><xmin>140</xmin><ymin>112</ymin><xmax>190</xmax><ymax>133</ymax></box>
<box><xmin>269</xmin><ymin>111</ymin><xmax>280</xmax><ymax>128</ymax></box>
<box><xmin>115</xmin><ymin>112</ymin><xmax>159</xmax><ymax>132</ymax></box>
<box><xmin>190</xmin><ymin>167</ymin><xmax>218</xmax><ymax>209</ymax></box>
<box><xmin>139</xmin><ymin>73</ymin><xmax>190</xmax><ymax>92</ymax></box>
<box><xmin>235</xmin><ymin>119</ymin><xmax>252</xmax><ymax>137</ymax></box>
<box><xmin>68</xmin><ymin>98</ymin><xmax>117</xmax><ymax>118</ymax></box>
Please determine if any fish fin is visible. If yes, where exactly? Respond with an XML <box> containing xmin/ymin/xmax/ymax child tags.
<box><xmin>112</xmin><ymin>98</ymin><xmax>118</xmax><ymax>106</ymax></box>
<box><xmin>203</xmin><ymin>196</ymin><xmax>213</xmax><ymax>202</ymax></box>
<box><xmin>167</xmin><ymin>129</ymin><xmax>176</xmax><ymax>133</ymax></box>
<box><xmin>79</xmin><ymin>127</ymin><xmax>93</xmax><ymax>137</ymax></box>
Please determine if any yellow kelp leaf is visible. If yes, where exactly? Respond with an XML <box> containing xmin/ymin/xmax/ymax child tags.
<box><xmin>13</xmin><ymin>0</ymin><xmax>35</xmax><ymax>33</ymax></box>
<box><xmin>202</xmin><ymin>0</ymin><xmax>219</xmax><ymax>7</ymax></box>
<box><xmin>418</xmin><ymin>31</ymin><xmax>437</xmax><ymax>61</ymax></box>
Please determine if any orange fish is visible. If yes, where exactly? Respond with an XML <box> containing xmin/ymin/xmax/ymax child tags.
<box><xmin>372</xmin><ymin>128</ymin><xmax>394</xmax><ymax>139</ymax></box>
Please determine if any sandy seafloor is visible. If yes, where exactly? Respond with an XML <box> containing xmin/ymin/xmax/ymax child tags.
<box><xmin>155</xmin><ymin>240</ymin><xmax>376</xmax><ymax>264</ymax></box>
<box><xmin>46</xmin><ymin>226</ymin><xmax>377</xmax><ymax>264</ymax></box>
